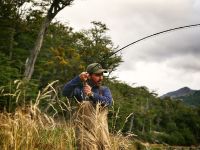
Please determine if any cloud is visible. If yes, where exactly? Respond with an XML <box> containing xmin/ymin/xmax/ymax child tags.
<box><xmin>166</xmin><ymin>54</ymin><xmax>200</xmax><ymax>73</ymax></box>
<box><xmin>120</xmin><ymin>28</ymin><xmax>200</xmax><ymax>70</ymax></box>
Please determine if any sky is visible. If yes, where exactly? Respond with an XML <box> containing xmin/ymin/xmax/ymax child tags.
<box><xmin>55</xmin><ymin>0</ymin><xmax>200</xmax><ymax>96</ymax></box>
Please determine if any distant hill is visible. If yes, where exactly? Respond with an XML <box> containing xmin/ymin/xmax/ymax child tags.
<box><xmin>161</xmin><ymin>87</ymin><xmax>200</xmax><ymax>106</ymax></box>
<box><xmin>161</xmin><ymin>87</ymin><xmax>196</xmax><ymax>98</ymax></box>
<box><xmin>178</xmin><ymin>91</ymin><xmax>200</xmax><ymax>106</ymax></box>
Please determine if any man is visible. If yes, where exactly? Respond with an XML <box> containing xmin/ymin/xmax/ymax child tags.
<box><xmin>63</xmin><ymin>63</ymin><xmax>112</xmax><ymax>150</ymax></box>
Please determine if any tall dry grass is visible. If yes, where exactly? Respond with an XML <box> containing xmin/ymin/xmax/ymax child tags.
<box><xmin>0</xmin><ymin>80</ymin><xmax>135</xmax><ymax>150</ymax></box>
<box><xmin>0</xmin><ymin>80</ymin><xmax>77</xmax><ymax>150</ymax></box>
<box><xmin>0</xmin><ymin>107</ymin><xmax>77</xmax><ymax>150</ymax></box>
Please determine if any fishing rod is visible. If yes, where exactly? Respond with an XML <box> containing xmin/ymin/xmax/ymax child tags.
<box><xmin>108</xmin><ymin>23</ymin><xmax>200</xmax><ymax>58</ymax></box>
<box><xmin>88</xmin><ymin>23</ymin><xmax>200</xmax><ymax>72</ymax></box>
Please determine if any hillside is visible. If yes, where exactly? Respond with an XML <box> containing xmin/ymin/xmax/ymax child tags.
<box><xmin>161</xmin><ymin>87</ymin><xmax>200</xmax><ymax>106</ymax></box>
<box><xmin>160</xmin><ymin>87</ymin><xmax>196</xmax><ymax>98</ymax></box>
<box><xmin>107</xmin><ymin>80</ymin><xmax>200</xmax><ymax>145</ymax></box>
<box><xmin>178</xmin><ymin>91</ymin><xmax>200</xmax><ymax>106</ymax></box>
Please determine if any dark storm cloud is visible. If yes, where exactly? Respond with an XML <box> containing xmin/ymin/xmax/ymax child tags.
<box><xmin>145</xmin><ymin>30</ymin><xmax>200</xmax><ymax>60</ymax></box>
<box><xmin>121</xmin><ymin>28</ymin><xmax>200</xmax><ymax>72</ymax></box>
<box><xmin>122</xmin><ymin>29</ymin><xmax>200</xmax><ymax>59</ymax></box>
<box><xmin>167</xmin><ymin>54</ymin><xmax>200</xmax><ymax>73</ymax></box>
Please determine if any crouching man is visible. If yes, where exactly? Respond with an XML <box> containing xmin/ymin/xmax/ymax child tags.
<box><xmin>63</xmin><ymin>63</ymin><xmax>112</xmax><ymax>150</ymax></box>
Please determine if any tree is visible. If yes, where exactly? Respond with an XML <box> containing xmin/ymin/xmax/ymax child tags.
<box><xmin>36</xmin><ymin>21</ymin><xmax>122</xmax><ymax>87</ymax></box>
<box><xmin>79</xmin><ymin>21</ymin><xmax>122</xmax><ymax>71</ymax></box>
<box><xmin>0</xmin><ymin>0</ymin><xmax>31</xmax><ymax>59</ymax></box>
<box><xmin>24</xmin><ymin>0</ymin><xmax>74</xmax><ymax>80</ymax></box>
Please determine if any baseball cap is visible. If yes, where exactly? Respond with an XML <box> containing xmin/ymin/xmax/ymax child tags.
<box><xmin>86</xmin><ymin>63</ymin><xmax>108</xmax><ymax>74</ymax></box>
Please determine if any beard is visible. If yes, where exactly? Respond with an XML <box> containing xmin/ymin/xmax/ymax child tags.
<box><xmin>96</xmin><ymin>80</ymin><xmax>102</xmax><ymax>86</ymax></box>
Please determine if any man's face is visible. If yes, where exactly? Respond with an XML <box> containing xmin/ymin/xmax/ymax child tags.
<box><xmin>90</xmin><ymin>73</ymin><xmax>104</xmax><ymax>86</ymax></box>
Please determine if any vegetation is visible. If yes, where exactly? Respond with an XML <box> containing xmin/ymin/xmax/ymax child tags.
<box><xmin>0</xmin><ymin>0</ymin><xmax>200</xmax><ymax>149</ymax></box>
<box><xmin>178</xmin><ymin>91</ymin><xmax>200</xmax><ymax>106</ymax></box>
<box><xmin>107</xmin><ymin>80</ymin><xmax>200</xmax><ymax>146</ymax></box>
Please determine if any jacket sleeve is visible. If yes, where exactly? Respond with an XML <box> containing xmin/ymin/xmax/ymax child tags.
<box><xmin>62</xmin><ymin>76</ymin><xmax>82</xmax><ymax>97</ymax></box>
<box><xmin>92</xmin><ymin>86</ymin><xmax>113</xmax><ymax>106</ymax></box>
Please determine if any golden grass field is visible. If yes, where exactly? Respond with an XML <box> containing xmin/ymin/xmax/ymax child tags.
<box><xmin>0</xmin><ymin>101</ymin><xmax>138</xmax><ymax>150</ymax></box>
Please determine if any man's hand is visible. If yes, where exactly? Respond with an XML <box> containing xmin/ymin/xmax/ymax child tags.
<box><xmin>83</xmin><ymin>83</ymin><xmax>92</xmax><ymax>96</ymax></box>
<box><xmin>79</xmin><ymin>72</ymin><xmax>89</xmax><ymax>82</ymax></box>
<box><xmin>80</xmin><ymin>72</ymin><xmax>93</xmax><ymax>97</ymax></box>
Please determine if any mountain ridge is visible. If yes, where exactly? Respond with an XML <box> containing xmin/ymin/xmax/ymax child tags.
<box><xmin>161</xmin><ymin>87</ymin><xmax>200</xmax><ymax>106</ymax></box>
<box><xmin>161</xmin><ymin>87</ymin><xmax>197</xmax><ymax>99</ymax></box>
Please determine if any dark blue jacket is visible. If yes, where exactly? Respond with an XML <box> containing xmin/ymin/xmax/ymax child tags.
<box><xmin>62</xmin><ymin>76</ymin><xmax>112</xmax><ymax>106</ymax></box>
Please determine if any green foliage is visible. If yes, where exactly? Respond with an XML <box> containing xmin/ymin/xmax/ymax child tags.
<box><xmin>107</xmin><ymin>79</ymin><xmax>200</xmax><ymax>146</ymax></box>
<box><xmin>179</xmin><ymin>91</ymin><xmax>200</xmax><ymax>106</ymax></box>
<box><xmin>0</xmin><ymin>79</ymin><xmax>39</xmax><ymax>112</ymax></box>
<box><xmin>0</xmin><ymin>52</ymin><xmax>20</xmax><ymax>85</ymax></box>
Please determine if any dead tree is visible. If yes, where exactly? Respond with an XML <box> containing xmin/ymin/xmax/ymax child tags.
<box><xmin>24</xmin><ymin>0</ymin><xmax>74</xmax><ymax>80</ymax></box>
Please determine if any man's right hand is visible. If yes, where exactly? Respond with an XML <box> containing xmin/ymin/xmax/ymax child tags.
<box><xmin>79</xmin><ymin>72</ymin><xmax>89</xmax><ymax>82</ymax></box>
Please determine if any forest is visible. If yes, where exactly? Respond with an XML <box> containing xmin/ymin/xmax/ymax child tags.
<box><xmin>0</xmin><ymin>0</ymin><xmax>200</xmax><ymax>149</ymax></box>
